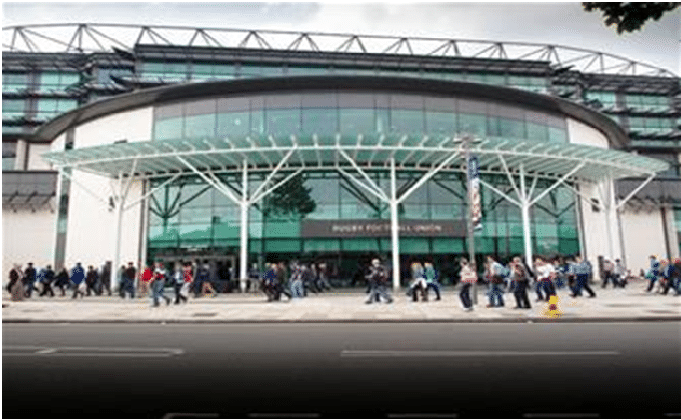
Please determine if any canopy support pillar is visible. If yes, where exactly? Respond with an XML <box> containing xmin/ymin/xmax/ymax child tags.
<box><xmin>390</xmin><ymin>158</ymin><xmax>400</xmax><ymax>293</ymax></box>
<box><xmin>111</xmin><ymin>158</ymin><xmax>138</xmax><ymax>292</ymax></box>
<box><xmin>240</xmin><ymin>161</ymin><xmax>248</xmax><ymax>292</ymax></box>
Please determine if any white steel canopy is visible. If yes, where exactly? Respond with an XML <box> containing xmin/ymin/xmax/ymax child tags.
<box><xmin>43</xmin><ymin>135</ymin><xmax>668</xmax><ymax>294</ymax></box>
<box><xmin>43</xmin><ymin>135</ymin><xmax>667</xmax><ymax>182</ymax></box>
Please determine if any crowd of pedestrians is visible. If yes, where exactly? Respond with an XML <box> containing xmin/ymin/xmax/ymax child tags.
<box><xmin>6</xmin><ymin>252</ymin><xmax>680</xmax><ymax>308</ymax></box>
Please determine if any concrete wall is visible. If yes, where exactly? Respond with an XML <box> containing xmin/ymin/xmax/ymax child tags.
<box><xmin>620</xmin><ymin>207</ymin><xmax>667</xmax><ymax>275</ymax></box>
<box><xmin>63</xmin><ymin>107</ymin><xmax>152</xmax><ymax>270</ymax></box>
<box><xmin>567</xmin><ymin>117</ymin><xmax>620</xmax><ymax>272</ymax></box>
<box><xmin>26</xmin><ymin>143</ymin><xmax>53</xmax><ymax>170</ymax></box>
<box><xmin>2</xmin><ymin>210</ymin><xmax>56</xmax><ymax>286</ymax></box>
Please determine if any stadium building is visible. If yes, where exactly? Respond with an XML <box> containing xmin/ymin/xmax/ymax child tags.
<box><xmin>2</xmin><ymin>24</ymin><xmax>679</xmax><ymax>290</ymax></box>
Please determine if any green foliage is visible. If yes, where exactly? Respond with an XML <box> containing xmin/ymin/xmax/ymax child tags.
<box><xmin>264</xmin><ymin>173</ymin><xmax>316</xmax><ymax>218</ymax></box>
<box><xmin>583</xmin><ymin>2</ymin><xmax>679</xmax><ymax>33</ymax></box>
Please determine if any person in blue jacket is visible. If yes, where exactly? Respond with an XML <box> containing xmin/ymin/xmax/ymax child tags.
<box><xmin>70</xmin><ymin>262</ymin><xmax>85</xmax><ymax>299</ymax></box>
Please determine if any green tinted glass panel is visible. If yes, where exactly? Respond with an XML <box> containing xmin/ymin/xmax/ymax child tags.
<box><xmin>391</xmin><ymin>109</ymin><xmax>424</xmax><ymax>134</ymax></box>
<box><xmin>185</xmin><ymin>113</ymin><xmax>216</xmax><ymax>138</ymax></box>
<box><xmin>214</xmin><ymin>220</ymin><xmax>239</xmax><ymax>239</ymax></box>
<box><xmin>426</xmin><ymin>112</ymin><xmax>456</xmax><ymax>135</ymax></box>
<box><xmin>265</xmin><ymin>239</ymin><xmax>301</xmax><ymax>253</ymax></box>
<box><xmin>432</xmin><ymin>238</ymin><xmax>464</xmax><ymax>253</ymax></box>
<box><xmin>267</xmin><ymin>109</ymin><xmax>301</xmax><ymax>136</ymax></box>
<box><xmin>342</xmin><ymin>238</ymin><xmax>379</xmax><ymax>251</ymax></box>
<box><xmin>154</xmin><ymin>118</ymin><xmax>183</xmax><ymax>140</ymax></box>
<box><xmin>499</xmin><ymin>118</ymin><xmax>525</xmax><ymax>139</ymax></box>
<box><xmin>302</xmin><ymin>108</ymin><xmax>338</xmax><ymax>134</ymax></box>
<box><xmin>527</xmin><ymin>122</ymin><xmax>549</xmax><ymax>142</ymax></box>
<box><xmin>548</xmin><ymin>127</ymin><xmax>567</xmax><ymax>143</ymax></box>
<box><xmin>304</xmin><ymin>239</ymin><xmax>341</xmax><ymax>252</ymax></box>
<box><xmin>458</xmin><ymin>113</ymin><xmax>486</xmax><ymax>136</ymax></box>
<box><xmin>264</xmin><ymin>220</ymin><xmax>300</xmax><ymax>238</ymax></box>
<box><xmin>340</xmin><ymin>109</ymin><xmax>375</xmax><ymax>134</ymax></box>
<box><xmin>217</xmin><ymin>112</ymin><xmax>249</xmax><ymax>137</ymax></box>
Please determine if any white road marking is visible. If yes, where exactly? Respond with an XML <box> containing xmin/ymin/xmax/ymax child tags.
<box><xmin>340</xmin><ymin>350</ymin><xmax>620</xmax><ymax>357</ymax></box>
<box><xmin>3</xmin><ymin>345</ymin><xmax>184</xmax><ymax>357</ymax></box>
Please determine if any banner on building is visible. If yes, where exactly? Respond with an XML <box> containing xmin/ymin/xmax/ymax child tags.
<box><xmin>468</xmin><ymin>155</ymin><xmax>482</xmax><ymax>229</ymax></box>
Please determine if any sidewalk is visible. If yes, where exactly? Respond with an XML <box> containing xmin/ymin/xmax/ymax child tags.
<box><xmin>2</xmin><ymin>280</ymin><xmax>680</xmax><ymax>323</ymax></box>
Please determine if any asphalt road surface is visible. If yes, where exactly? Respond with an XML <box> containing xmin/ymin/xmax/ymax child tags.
<box><xmin>3</xmin><ymin>322</ymin><xmax>681</xmax><ymax>418</ymax></box>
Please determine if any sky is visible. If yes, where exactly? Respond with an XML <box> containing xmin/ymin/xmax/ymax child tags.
<box><xmin>2</xmin><ymin>2</ymin><xmax>680</xmax><ymax>74</ymax></box>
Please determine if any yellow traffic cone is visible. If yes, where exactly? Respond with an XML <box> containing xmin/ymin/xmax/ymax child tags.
<box><xmin>541</xmin><ymin>295</ymin><xmax>562</xmax><ymax>318</ymax></box>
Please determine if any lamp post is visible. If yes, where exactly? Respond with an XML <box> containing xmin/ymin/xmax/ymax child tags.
<box><xmin>462</xmin><ymin>134</ymin><xmax>478</xmax><ymax>305</ymax></box>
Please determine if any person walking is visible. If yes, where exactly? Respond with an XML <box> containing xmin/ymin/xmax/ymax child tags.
<box><xmin>658</xmin><ymin>259</ymin><xmax>673</xmax><ymax>294</ymax></box>
<box><xmin>99</xmin><ymin>262</ymin><xmax>112</xmax><ymax>296</ymax></box>
<box><xmin>407</xmin><ymin>262</ymin><xmax>427</xmax><ymax>302</ymax></box>
<box><xmin>569</xmin><ymin>255</ymin><xmax>597</xmax><ymax>298</ymax></box>
<box><xmin>85</xmin><ymin>265</ymin><xmax>99</xmax><ymax>296</ymax></box>
<box><xmin>646</xmin><ymin>255</ymin><xmax>660</xmax><ymax>293</ymax></box>
<box><xmin>38</xmin><ymin>265</ymin><xmax>56</xmax><ymax>297</ymax></box>
<box><xmin>613</xmin><ymin>259</ymin><xmax>626</xmax><ymax>288</ymax></box>
<box><xmin>8</xmin><ymin>264</ymin><xmax>24</xmax><ymax>301</ymax></box>
<box><xmin>316</xmin><ymin>262</ymin><xmax>332</xmax><ymax>292</ymax></box>
<box><xmin>199</xmin><ymin>262</ymin><xmax>217</xmax><ymax>297</ymax></box>
<box><xmin>55</xmin><ymin>267</ymin><xmax>69</xmax><ymax>296</ymax></box>
<box><xmin>485</xmin><ymin>256</ymin><xmax>505</xmax><ymax>308</ymax></box>
<box><xmin>172</xmin><ymin>262</ymin><xmax>185</xmax><ymax>304</ymax></box>
<box><xmin>289</xmin><ymin>262</ymin><xmax>305</xmax><ymax>299</ymax></box>
<box><xmin>262</xmin><ymin>263</ymin><xmax>278</xmax><ymax>301</ymax></box>
<box><xmin>23</xmin><ymin>262</ymin><xmax>37</xmax><ymax>298</ymax></box>
<box><xmin>247</xmin><ymin>264</ymin><xmax>260</xmax><ymax>293</ymax></box>
<box><xmin>122</xmin><ymin>262</ymin><xmax>137</xmax><ymax>298</ymax></box>
<box><xmin>7</xmin><ymin>264</ymin><xmax>21</xmax><ymax>293</ymax></box>
<box><xmin>601</xmin><ymin>258</ymin><xmax>617</xmax><ymax>288</ymax></box>
<box><xmin>365</xmin><ymin>258</ymin><xmax>393</xmax><ymax>304</ymax></box>
<box><xmin>535</xmin><ymin>257</ymin><xmax>557</xmax><ymax>300</ymax></box>
<box><xmin>459</xmin><ymin>259</ymin><xmax>477</xmax><ymax>311</ymax></box>
<box><xmin>275</xmin><ymin>262</ymin><xmax>292</xmax><ymax>301</ymax></box>
<box><xmin>510</xmin><ymin>257</ymin><xmax>531</xmax><ymax>309</ymax></box>
<box><xmin>139</xmin><ymin>265</ymin><xmax>152</xmax><ymax>298</ymax></box>
<box><xmin>150</xmin><ymin>262</ymin><xmax>171</xmax><ymax>307</ymax></box>
<box><xmin>70</xmin><ymin>263</ymin><xmax>85</xmax><ymax>299</ymax></box>
<box><xmin>665</xmin><ymin>258</ymin><xmax>681</xmax><ymax>295</ymax></box>
<box><xmin>424</xmin><ymin>262</ymin><xmax>442</xmax><ymax>301</ymax></box>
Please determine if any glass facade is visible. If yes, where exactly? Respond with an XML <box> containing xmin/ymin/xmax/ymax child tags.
<box><xmin>147</xmin><ymin>171</ymin><xmax>579</xmax><ymax>280</ymax></box>
<box><xmin>138</xmin><ymin>60</ymin><xmax>549</xmax><ymax>94</ymax></box>
<box><xmin>152</xmin><ymin>92</ymin><xmax>568</xmax><ymax>143</ymax></box>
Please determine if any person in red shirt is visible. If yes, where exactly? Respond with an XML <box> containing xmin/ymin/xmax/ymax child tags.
<box><xmin>139</xmin><ymin>265</ymin><xmax>153</xmax><ymax>298</ymax></box>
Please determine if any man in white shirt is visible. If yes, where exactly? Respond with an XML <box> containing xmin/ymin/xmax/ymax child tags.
<box><xmin>535</xmin><ymin>257</ymin><xmax>557</xmax><ymax>301</ymax></box>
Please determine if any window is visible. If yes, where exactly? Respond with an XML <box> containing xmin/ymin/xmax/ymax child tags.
<box><xmin>2</xmin><ymin>73</ymin><xmax>29</xmax><ymax>93</ymax></box>
<box><xmin>585</xmin><ymin>91</ymin><xmax>617</xmax><ymax>108</ymax></box>
<box><xmin>2</xmin><ymin>142</ymin><xmax>17</xmax><ymax>171</ymax></box>
<box><xmin>2</xmin><ymin>99</ymin><xmax>25</xmax><ymax>119</ymax></box>
<box><xmin>38</xmin><ymin>71</ymin><xmax>80</xmax><ymax>93</ymax></box>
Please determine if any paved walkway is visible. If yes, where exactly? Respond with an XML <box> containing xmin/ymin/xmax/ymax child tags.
<box><xmin>2</xmin><ymin>279</ymin><xmax>680</xmax><ymax>323</ymax></box>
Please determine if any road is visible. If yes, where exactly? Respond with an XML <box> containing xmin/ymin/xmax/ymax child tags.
<box><xmin>3</xmin><ymin>322</ymin><xmax>681</xmax><ymax>418</ymax></box>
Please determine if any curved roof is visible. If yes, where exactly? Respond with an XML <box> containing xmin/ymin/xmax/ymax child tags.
<box><xmin>42</xmin><ymin>134</ymin><xmax>668</xmax><ymax>185</ymax></box>
<box><xmin>35</xmin><ymin>75</ymin><xmax>630</xmax><ymax>148</ymax></box>
<box><xmin>3</xmin><ymin>23</ymin><xmax>676</xmax><ymax>77</ymax></box>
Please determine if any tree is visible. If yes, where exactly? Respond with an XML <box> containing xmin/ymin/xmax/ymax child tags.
<box><xmin>263</xmin><ymin>173</ymin><xmax>316</xmax><ymax>218</ymax></box>
<box><xmin>583</xmin><ymin>2</ymin><xmax>679</xmax><ymax>34</ymax></box>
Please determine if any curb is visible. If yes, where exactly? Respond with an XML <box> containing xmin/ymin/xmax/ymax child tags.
<box><xmin>3</xmin><ymin>317</ymin><xmax>681</xmax><ymax>324</ymax></box>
